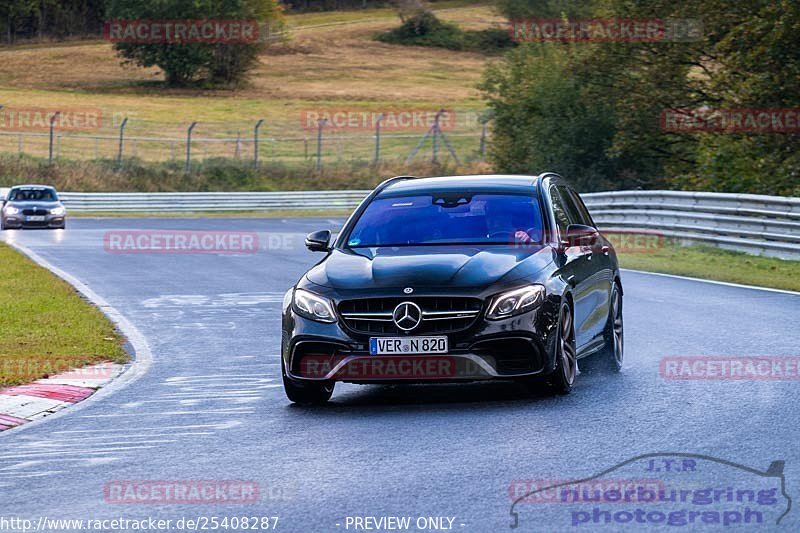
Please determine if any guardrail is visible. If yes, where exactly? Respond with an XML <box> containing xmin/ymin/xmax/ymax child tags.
<box><xmin>582</xmin><ymin>191</ymin><xmax>800</xmax><ymax>260</ymax></box>
<box><xmin>58</xmin><ymin>189</ymin><xmax>800</xmax><ymax>260</ymax></box>
<box><xmin>59</xmin><ymin>191</ymin><xmax>371</xmax><ymax>213</ymax></box>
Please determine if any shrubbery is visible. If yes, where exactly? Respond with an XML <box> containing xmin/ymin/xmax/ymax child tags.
<box><xmin>482</xmin><ymin>0</ymin><xmax>800</xmax><ymax>196</ymax></box>
<box><xmin>376</xmin><ymin>11</ymin><xmax>515</xmax><ymax>53</ymax></box>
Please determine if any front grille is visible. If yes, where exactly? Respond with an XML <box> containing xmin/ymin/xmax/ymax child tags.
<box><xmin>338</xmin><ymin>297</ymin><xmax>482</xmax><ymax>336</ymax></box>
<box><xmin>22</xmin><ymin>208</ymin><xmax>48</xmax><ymax>216</ymax></box>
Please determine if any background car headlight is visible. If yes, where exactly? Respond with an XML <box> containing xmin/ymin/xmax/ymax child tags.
<box><xmin>293</xmin><ymin>289</ymin><xmax>336</xmax><ymax>323</ymax></box>
<box><xmin>50</xmin><ymin>206</ymin><xmax>66</xmax><ymax>215</ymax></box>
<box><xmin>486</xmin><ymin>285</ymin><xmax>545</xmax><ymax>319</ymax></box>
<box><xmin>4</xmin><ymin>206</ymin><xmax>19</xmax><ymax>215</ymax></box>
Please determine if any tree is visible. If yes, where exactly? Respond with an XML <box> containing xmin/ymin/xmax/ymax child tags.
<box><xmin>0</xmin><ymin>0</ymin><xmax>36</xmax><ymax>44</ymax></box>
<box><xmin>106</xmin><ymin>0</ymin><xmax>284</xmax><ymax>87</ymax></box>
<box><xmin>482</xmin><ymin>0</ymin><xmax>800</xmax><ymax>195</ymax></box>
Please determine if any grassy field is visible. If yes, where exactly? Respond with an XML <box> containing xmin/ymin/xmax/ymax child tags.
<box><xmin>0</xmin><ymin>243</ymin><xmax>128</xmax><ymax>386</ymax></box>
<box><xmin>0</xmin><ymin>3</ymin><xmax>498</xmax><ymax>129</ymax></box>
<box><xmin>617</xmin><ymin>242</ymin><xmax>800</xmax><ymax>292</ymax></box>
<box><xmin>0</xmin><ymin>2</ymin><xmax>501</xmax><ymax>172</ymax></box>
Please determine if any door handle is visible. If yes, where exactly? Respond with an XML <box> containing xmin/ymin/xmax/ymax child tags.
<box><xmin>601</xmin><ymin>245</ymin><xmax>610</xmax><ymax>256</ymax></box>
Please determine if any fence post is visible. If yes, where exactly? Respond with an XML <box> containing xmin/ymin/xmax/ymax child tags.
<box><xmin>479</xmin><ymin>122</ymin><xmax>487</xmax><ymax>159</ymax></box>
<box><xmin>432</xmin><ymin>110</ymin><xmax>443</xmax><ymax>165</ymax></box>
<box><xmin>117</xmin><ymin>117</ymin><xmax>128</xmax><ymax>169</ymax></box>
<box><xmin>48</xmin><ymin>112</ymin><xmax>61</xmax><ymax>165</ymax></box>
<box><xmin>316</xmin><ymin>118</ymin><xmax>327</xmax><ymax>171</ymax></box>
<box><xmin>374</xmin><ymin>113</ymin><xmax>384</xmax><ymax>163</ymax></box>
<box><xmin>185</xmin><ymin>121</ymin><xmax>198</xmax><ymax>173</ymax></box>
<box><xmin>254</xmin><ymin>119</ymin><xmax>264</xmax><ymax>169</ymax></box>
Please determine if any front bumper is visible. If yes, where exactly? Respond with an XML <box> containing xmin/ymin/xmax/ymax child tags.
<box><xmin>282</xmin><ymin>300</ymin><xmax>560</xmax><ymax>384</ymax></box>
<box><xmin>2</xmin><ymin>214</ymin><xmax>65</xmax><ymax>229</ymax></box>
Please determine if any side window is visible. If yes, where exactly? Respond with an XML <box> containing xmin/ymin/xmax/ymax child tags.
<box><xmin>556</xmin><ymin>186</ymin><xmax>585</xmax><ymax>226</ymax></box>
<box><xmin>565</xmin><ymin>187</ymin><xmax>596</xmax><ymax>227</ymax></box>
<box><xmin>549</xmin><ymin>186</ymin><xmax>571</xmax><ymax>239</ymax></box>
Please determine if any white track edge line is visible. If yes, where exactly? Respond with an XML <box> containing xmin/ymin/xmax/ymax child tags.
<box><xmin>0</xmin><ymin>241</ymin><xmax>152</xmax><ymax>435</ymax></box>
<box><xmin>622</xmin><ymin>268</ymin><xmax>800</xmax><ymax>297</ymax></box>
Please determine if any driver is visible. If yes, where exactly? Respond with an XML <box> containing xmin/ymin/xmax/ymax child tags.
<box><xmin>485</xmin><ymin>203</ymin><xmax>536</xmax><ymax>244</ymax></box>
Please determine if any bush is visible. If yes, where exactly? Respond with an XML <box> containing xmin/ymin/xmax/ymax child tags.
<box><xmin>376</xmin><ymin>11</ymin><xmax>515</xmax><ymax>53</ymax></box>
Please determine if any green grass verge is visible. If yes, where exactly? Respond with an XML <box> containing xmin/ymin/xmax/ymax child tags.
<box><xmin>0</xmin><ymin>242</ymin><xmax>128</xmax><ymax>387</ymax></box>
<box><xmin>617</xmin><ymin>242</ymin><xmax>800</xmax><ymax>293</ymax></box>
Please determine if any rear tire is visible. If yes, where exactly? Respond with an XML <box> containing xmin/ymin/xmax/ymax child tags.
<box><xmin>282</xmin><ymin>359</ymin><xmax>334</xmax><ymax>405</ymax></box>
<box><xmin>597</xmin><ymin>282</ymin><xmax>623</xmax><ymax>372</ymax></box>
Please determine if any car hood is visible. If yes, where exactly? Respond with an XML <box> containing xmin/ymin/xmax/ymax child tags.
<box><xmin>6</xmin><ymin>201</ymin><xmax>61</xmax><ymax>209</ymax></box>
<box><xmin>305</xmin><ymin>245</ymin><xmax>555</xmax><ymax>290</ymax></box>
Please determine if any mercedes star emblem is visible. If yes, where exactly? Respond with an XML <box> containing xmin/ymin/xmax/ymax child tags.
<box><xmin>392</xmin><ymin>301</ymin><xmax>422</xmax><ymax>332</ymax></box>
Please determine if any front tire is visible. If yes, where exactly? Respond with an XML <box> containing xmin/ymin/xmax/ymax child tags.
<box><xmin>546</xmin><ymin>301</ymin><xmax>578</xmax><ymax>394</ymax></box>
<box><xmin>282</xmin><ymin>359</ymin><xmax>334</xmax><ymax>405</ymax></box>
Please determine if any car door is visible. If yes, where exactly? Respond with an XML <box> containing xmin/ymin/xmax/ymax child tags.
<box><xmin>548</xmin><ymin>185</ymin><xmax>595</xmax><ymax>349</ymax></box>
<box><xmin>559</xmin><ymin>186</ymin><xmax>613</xmax><ymax>349</ymax></box>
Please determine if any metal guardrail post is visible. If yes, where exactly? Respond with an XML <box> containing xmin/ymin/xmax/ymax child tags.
<box><xmin>254</xmin><ymin>119</ymin><xmax>264</xmax><ymax>170</ymax></box>
<box><xmin>185</xmin><ymin>121</ymin><xmax>198</xmax><ymax>173</ymax></box>
<box><xmin>117</xmin><ymin>117</ymin><xmax>128</xmax><ymax>169</ymax></box>
<box><xmin>374</xmin><ymin>113</ymin><xmax>384</xmax><ymax>164</ymax></box>
<box><xmin>316</xmin><ymin>118</ymin><xmax>327</xmax><ymax>171</ymax></box>
<box><xmin>48</xmin><ymin>112</ymin><xmax>61</xmax><ymax>164</ymax></box>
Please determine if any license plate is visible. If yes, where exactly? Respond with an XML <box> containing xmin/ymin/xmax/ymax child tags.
<box><xmin>369</xmin><ymin>336</ymin><xmax>448</xmax><ymax>355</ymax></box>
<box><xmin>27</xmin><ymin>216</ymin><xmax>45</xmax><ymax>221</ymax></box>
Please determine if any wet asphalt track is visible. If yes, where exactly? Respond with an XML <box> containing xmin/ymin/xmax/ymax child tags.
<box><xmin>1</xmin><ymin>218</ymin><xmax>799</xmax><ymax>533</ymax></box>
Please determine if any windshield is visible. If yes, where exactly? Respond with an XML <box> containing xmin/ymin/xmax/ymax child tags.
<box><xmin>8</xmin><ymin>188</ymin><xmax>57</xmax><ymax>201</ymax></box>
<box><xmin>346</xmin><ymin>192</ymin><xmax>544</xmax><ymax>247</ymax></box>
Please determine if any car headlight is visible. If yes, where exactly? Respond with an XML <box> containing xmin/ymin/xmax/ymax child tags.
<box><xmin>50</xmin><ymin>206</ymin><xmax>66</xmax><ymax>215</ymax></box>
<box><xmin>293</xmin><ymin>289</ymin><xmax>336</xmax><ymax>323</ymax></box>
<box><xmin>4</xmin><ymin>206</ymin><xmax>19</xmax><ymax>215</ymax></box>
<box><xmin>486</xmin><ymin>285</ymin><xmax>545</xmax><ymax>320</ymax></box>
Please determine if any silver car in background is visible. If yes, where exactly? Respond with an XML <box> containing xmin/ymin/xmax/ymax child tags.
<box><xmin>1</xmin><ymin>185</ymin><xmax>66</xmax><ymax>230</ymax></box>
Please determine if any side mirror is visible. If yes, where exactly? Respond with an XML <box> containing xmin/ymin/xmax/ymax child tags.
<box><xmin>562</xmin><ymin>224</ymin><xmax>600</xmax><ymax>251</ymax></box>
<box><xmin>305</xmin><ymin>230</ymin><xmax>331</xmax><ymax>252</ymax></box>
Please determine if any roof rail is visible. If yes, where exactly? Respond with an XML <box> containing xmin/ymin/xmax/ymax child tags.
<box><xmin>372</xmin><ymin>175</ymin><xmax>417</xmax><ymax>195</ymax></box>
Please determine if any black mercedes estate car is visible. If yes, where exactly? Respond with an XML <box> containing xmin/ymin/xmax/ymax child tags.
<box><xmin>281</xmin><ymin>174</ymin><xmax>623</xmax><ymax>404</ymax></box>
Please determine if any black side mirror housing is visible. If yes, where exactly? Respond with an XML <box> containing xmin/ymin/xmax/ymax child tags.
<box><xmin>305</xmin><ymin>230</ymin><xmax>331</xmax><ymax>252</ymax></box>
<box><xmin>561</xmin><ymin>224</ymin><xmax>600</xmax><ymax>252</ymax></box>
